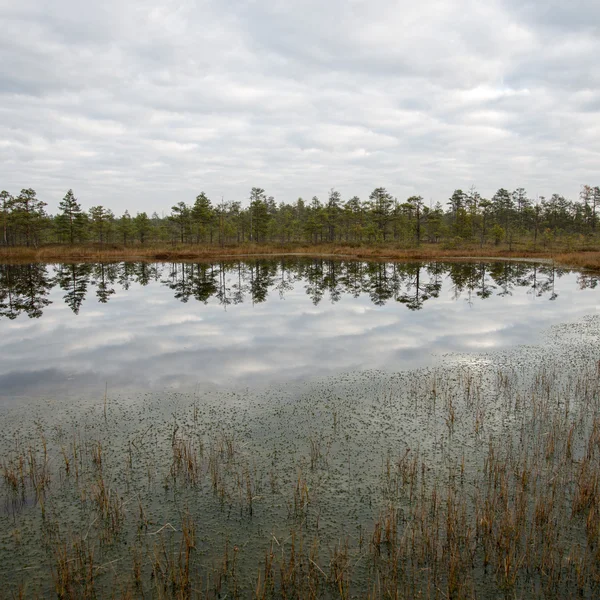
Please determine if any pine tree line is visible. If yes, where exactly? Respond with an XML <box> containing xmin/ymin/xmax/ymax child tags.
<box><xmin>1</xmin><ymin>185</ymin><xmax>600</xmax><ymax>248</ymax></box>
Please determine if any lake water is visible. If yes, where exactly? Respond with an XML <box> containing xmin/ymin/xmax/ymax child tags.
<box><xmin>0</xmin><ymin>258</ymin><xmax>598</xmax><ymax>400</ymax></box>
<box><xmin>2</xmin><ymin>258</ymin><xmax>600</xmax><ymax>598</ymax></box>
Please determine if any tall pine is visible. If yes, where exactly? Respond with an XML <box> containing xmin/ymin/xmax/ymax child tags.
<box><xmin>57</xmin><ymin>189</ymin><xmax>84</xmax><ymax>245</ymax></box>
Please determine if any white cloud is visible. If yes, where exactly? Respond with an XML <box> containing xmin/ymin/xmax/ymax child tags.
<box><xmin>0</xmin><ymin>0</ymin><xmax>598</xmax><ymax>213</ymax></box>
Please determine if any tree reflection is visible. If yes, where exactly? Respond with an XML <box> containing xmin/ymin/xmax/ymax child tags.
<box><xmin>0</xmin><ymin>263</ymin><xmax>53</xmax><ymax>319</ymax></box>
<box><xmin>0</xmin><ymin>259</ymin><xmax>574</xmax><ymax>319</ymax></box>
<box><xmin>92</xmin><ymin>263</ymin><xmax>117</xmax><ymax>303</ymax></box>
<box><xmin>55</xmin><ymin>263</ymin><xmax>92</xmax><ymax>314</ymax></box>
<box><xmin>396</xmin><ymin>264</ymin><xmax>441</xmax><ymax>310</ymax></box>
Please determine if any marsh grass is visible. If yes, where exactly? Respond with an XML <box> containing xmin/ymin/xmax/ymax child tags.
<box><xmin>2</xmin><ymin>330</ymin><xmax>600</xmax><ymax>597</ymax></box>
<box><xmin>2</xmin><ymin>241</ymin><xmax>600</xmax><ymax>272</ymax></box>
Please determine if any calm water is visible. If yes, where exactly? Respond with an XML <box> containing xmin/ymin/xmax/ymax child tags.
<box><xmin>0</xmin><ymin>258</ymin><xmax>598</xmax><ymax>399</ymax></box>
<box><xmin>2</xmin><ymin>258</ymin><xmax>600</xmax><ymax>598</ymax></box>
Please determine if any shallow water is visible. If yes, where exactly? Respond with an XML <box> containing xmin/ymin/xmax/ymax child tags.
<box><xmin>2</xmin><ymin>259</ymin><xmax>600</xmax><ymax>598</ymax></box>
<box><xmin>1</xmin><ymin>315</ymin><xmax>600</xmax><ymax>598</ymax></box>
<box><xmin>0</xmin><ymin>258</ymin><xmax>598</xmax><ymax>400</ymax></box>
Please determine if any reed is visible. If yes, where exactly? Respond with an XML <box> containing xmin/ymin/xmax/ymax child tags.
<box><xmin>2</xmin><ymin>241</ymin><xmax>600</xmax><ymax>272</ymax></box>
<box><xmin>3</xmin><ymin>351</ymin><xmax>600</xmax><ymax>597</ymax></box>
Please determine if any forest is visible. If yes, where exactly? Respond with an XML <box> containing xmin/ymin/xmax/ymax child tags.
<box><xmin>1</xmin><ymin>185</ymin><xmax>600</xmax><ymax>249</ymax></box>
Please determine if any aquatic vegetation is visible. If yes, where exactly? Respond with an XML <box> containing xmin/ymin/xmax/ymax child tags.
<box><xmin>0</xmin><ymin>316</ymin><xmax>599</xmax><ymax>597</ymax></box>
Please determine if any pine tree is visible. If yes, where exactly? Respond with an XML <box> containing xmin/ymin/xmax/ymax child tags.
<box><xmin>406</xmin><ymin>196</ymin><xmax>425</xmax><ymax>245</ymax></box>
<box><xmin>326</xmin><ymin>189</ymin><xmax>342</xmax><ymax>242</ymax></box>
<box><xmin>57</xmin><ymin>189</ymin><xmax>83</xmax><ymax>244</ymax></box>
<box><xmin>133</xmin><ymin>212</ymin><xmax>152</xmax><ymax>244</ymax></box>
<box><xmin>249</xmin><ymin>188</ymin><xmax>269</xmax><ymax>242</ymax></box>
<box><xmin>89</xmin><ymin>206</ymin><xmax>111</xmax><ymax>244</ymax></box>
<box><xmin>118</xmin><ymin>211</ymin><xmax>135</xmax><ymax>245</ymax></box>
<box><xmin>370</xmin><ymin>188</ymin><xmax>394</xmax><ymax>241</ymax></box>
<box><xmin>169</xmin><ymin>202</ymin><xmax>191</xmax><ymax>243</ymax></box>
<box><xmin>12</xmin><ymin>189</ymin><xmax>47</xmax><ymax>247</ymax></box>
<box><xmin>1</xmin><ymin>190</ymin><xmax>13</xmax><ymax>246</ymax></box>
<box><xmin>191</xmin><ymin>193</ymin><xmax>214</xmax><ymax>242</ymax></box>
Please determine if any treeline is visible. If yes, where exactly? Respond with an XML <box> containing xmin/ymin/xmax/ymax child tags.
<box><xmin>2</xmin><ymin>185</ymin><xmax>600</xmax><ymax>248</ymax></box>
<box><xmin>2</xmin><ymin>258</ymin><xmax>597</xmax><ymax>320</ymax></box>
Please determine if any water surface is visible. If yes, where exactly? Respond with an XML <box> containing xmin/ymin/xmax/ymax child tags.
<box><xmin>2</xmin><ymin>259</ymin><xmax>600</xmax><ymax>598</ymax></box>
<box><xmin>0</xmin><ymin>258</ymin><xmax>598</xmax><ymax>399</ymax></box>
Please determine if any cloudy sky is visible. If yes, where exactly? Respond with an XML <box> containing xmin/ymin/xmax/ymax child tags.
<box><xmin>1</xmin><ymin>0</ymin><xmax>599</xmax><ymax>214</ymax></box>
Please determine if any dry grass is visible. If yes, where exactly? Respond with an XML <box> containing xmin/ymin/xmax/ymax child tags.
<box><xmin>2</xmin><ymin>241</ymin><xmax>600</xmax><ymax>270</ymax></box>
<box><xmin>4</xmin><ymin>356</ymin><xmax>600</xmax><ymax>598</ymax></box>
<box><xmin>550</xmin><ymin>251</ymin><xmax>600</xmax><ymax>271</ymax></box>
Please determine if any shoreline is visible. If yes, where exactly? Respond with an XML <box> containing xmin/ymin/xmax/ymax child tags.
<box><xmin>0</xmin><ymin>243</ymin><xmax>597</xmax><ymax>270</ymax></box>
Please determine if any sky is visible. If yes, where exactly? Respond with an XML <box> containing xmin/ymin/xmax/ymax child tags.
<box><xmin>1</xmin><ymin>0</ymin><xmax>599</xmax><ymax>214</ymax></box>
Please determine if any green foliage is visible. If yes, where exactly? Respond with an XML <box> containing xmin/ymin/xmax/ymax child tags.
<box><xmin>89</xmin><ymin>206</ymin><xmax>114</xmax><ymax>244</ymax></box>
<box><xmin>1</xmin><ymin>184</ymin><xmax>600</xmax><ymax>248</ymax></box>
<box><xmin>191</xmin><ymin>192</ymin><xmax>214</xmax><ymax>242</ymax></box>
<box><xmin>57</xmin><ymin>189</ymin><xmax>85</xmax><ymax>244</ymax></box>
<box><xmin>169</xmin><ymin>202</ymin><xmax>191</xmax><ymax>243</ymax></box>
<box><xmin>117</xmin><ymin>210</ymin><xmax>135</xmax><ymax>245</ymax></box>
<box><xmin>133</xmin><ymin>212</ymin><xmax>152</xmax><ymax>244</ymax></box>
<box><xmin>249</xmin><ymin>188</ymin><xmax>271</xmax><ymax>243</ymax></box>
<box><xmin>11</xmin><ymin>188</ymin><xmax>47</xmax><ymax>247</ymax></box>
<box><xmin>369</xmin><ymin>187</ymin><xmax>394</xmax><ymax>241</ymax></box>
<box><xmin>492</xmin><ymin>224</ymin><xmax>505</xmax><ymax>245</ymax></box>
<box><xmin>1</xmin><ymin>190</ymin><xmax>13</xmax><ymax>246</ymax></box>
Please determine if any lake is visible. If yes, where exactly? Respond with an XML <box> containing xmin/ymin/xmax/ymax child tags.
<box><xmin>1</xmin><ymin>258</ymin><xmax>600</xmax><ymax>598</ymax></box>
<box><xmin>0</xmin><ymin>258</ymin><xmax>598</xmax><ymax>400</ymax></box>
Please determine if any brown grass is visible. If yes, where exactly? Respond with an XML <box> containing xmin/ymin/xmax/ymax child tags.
<box><xmin>5</xmin><ymin>357</ymin><xmax>600</xmax><ymax>598</ymax></box>
<box><xmin>2</xmin><ymin>241</ymin><xmax>600</xmax><ymax>270</ymax></box>
<box><xmin>549</xmin><ymin>251</ymin><xmax>600</xmax><ymax>271</ymax></box>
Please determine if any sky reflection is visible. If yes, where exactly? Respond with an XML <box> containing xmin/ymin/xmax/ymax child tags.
<box><xmin>0</xmin><ymin>259</ymin><xmax>598</xmax><ymax>399</ymax></box>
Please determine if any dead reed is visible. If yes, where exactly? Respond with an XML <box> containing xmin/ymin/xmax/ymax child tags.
<box><xmin>3</xmin><ymin>346</ymin><xmax>600</xmax><ymax>597</ymax></box>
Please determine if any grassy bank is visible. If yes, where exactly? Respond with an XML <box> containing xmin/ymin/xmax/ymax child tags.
<box><xmin>2</xmin><ymin>241</ymin><xmax>600</xmax><ymax>270</ymax></box>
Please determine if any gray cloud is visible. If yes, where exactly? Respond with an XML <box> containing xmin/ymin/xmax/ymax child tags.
<box><xmin>0</xmin><ymin>0</ymin><xmax>599</xmax><ymax>213</ymax></box>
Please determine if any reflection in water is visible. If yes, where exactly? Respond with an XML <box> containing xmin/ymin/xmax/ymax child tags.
<box><xmin>0</xmin><ymin>263</ymin><xmax>54</xmax><ymax>319</ymax></box>
<box><xmin>0</xmin><ymin>259</ymin><xmax>587</xmax><ymax>319</ymax></box>
<box><xmin>0</xmin><ymin>258</ymin><xmax>598</xmax><ymax>397</ymax></box>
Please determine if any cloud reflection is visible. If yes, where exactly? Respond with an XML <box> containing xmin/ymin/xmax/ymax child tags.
<box><xmin>0</xmin><ymin>259</ymin><xmax>598</xmax><ymax>399</ymax></box>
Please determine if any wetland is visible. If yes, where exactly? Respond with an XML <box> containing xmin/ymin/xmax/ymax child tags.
<box><xmin>1</xmin><ymin>258</ymin><xmax>600</xmax><ymax>599</ymax></box>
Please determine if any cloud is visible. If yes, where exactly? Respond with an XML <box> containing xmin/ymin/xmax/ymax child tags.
<box><xmin>0</xmin><ymin>0</ymin><xmax>599</xmax><ymax>213</ymax></box>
